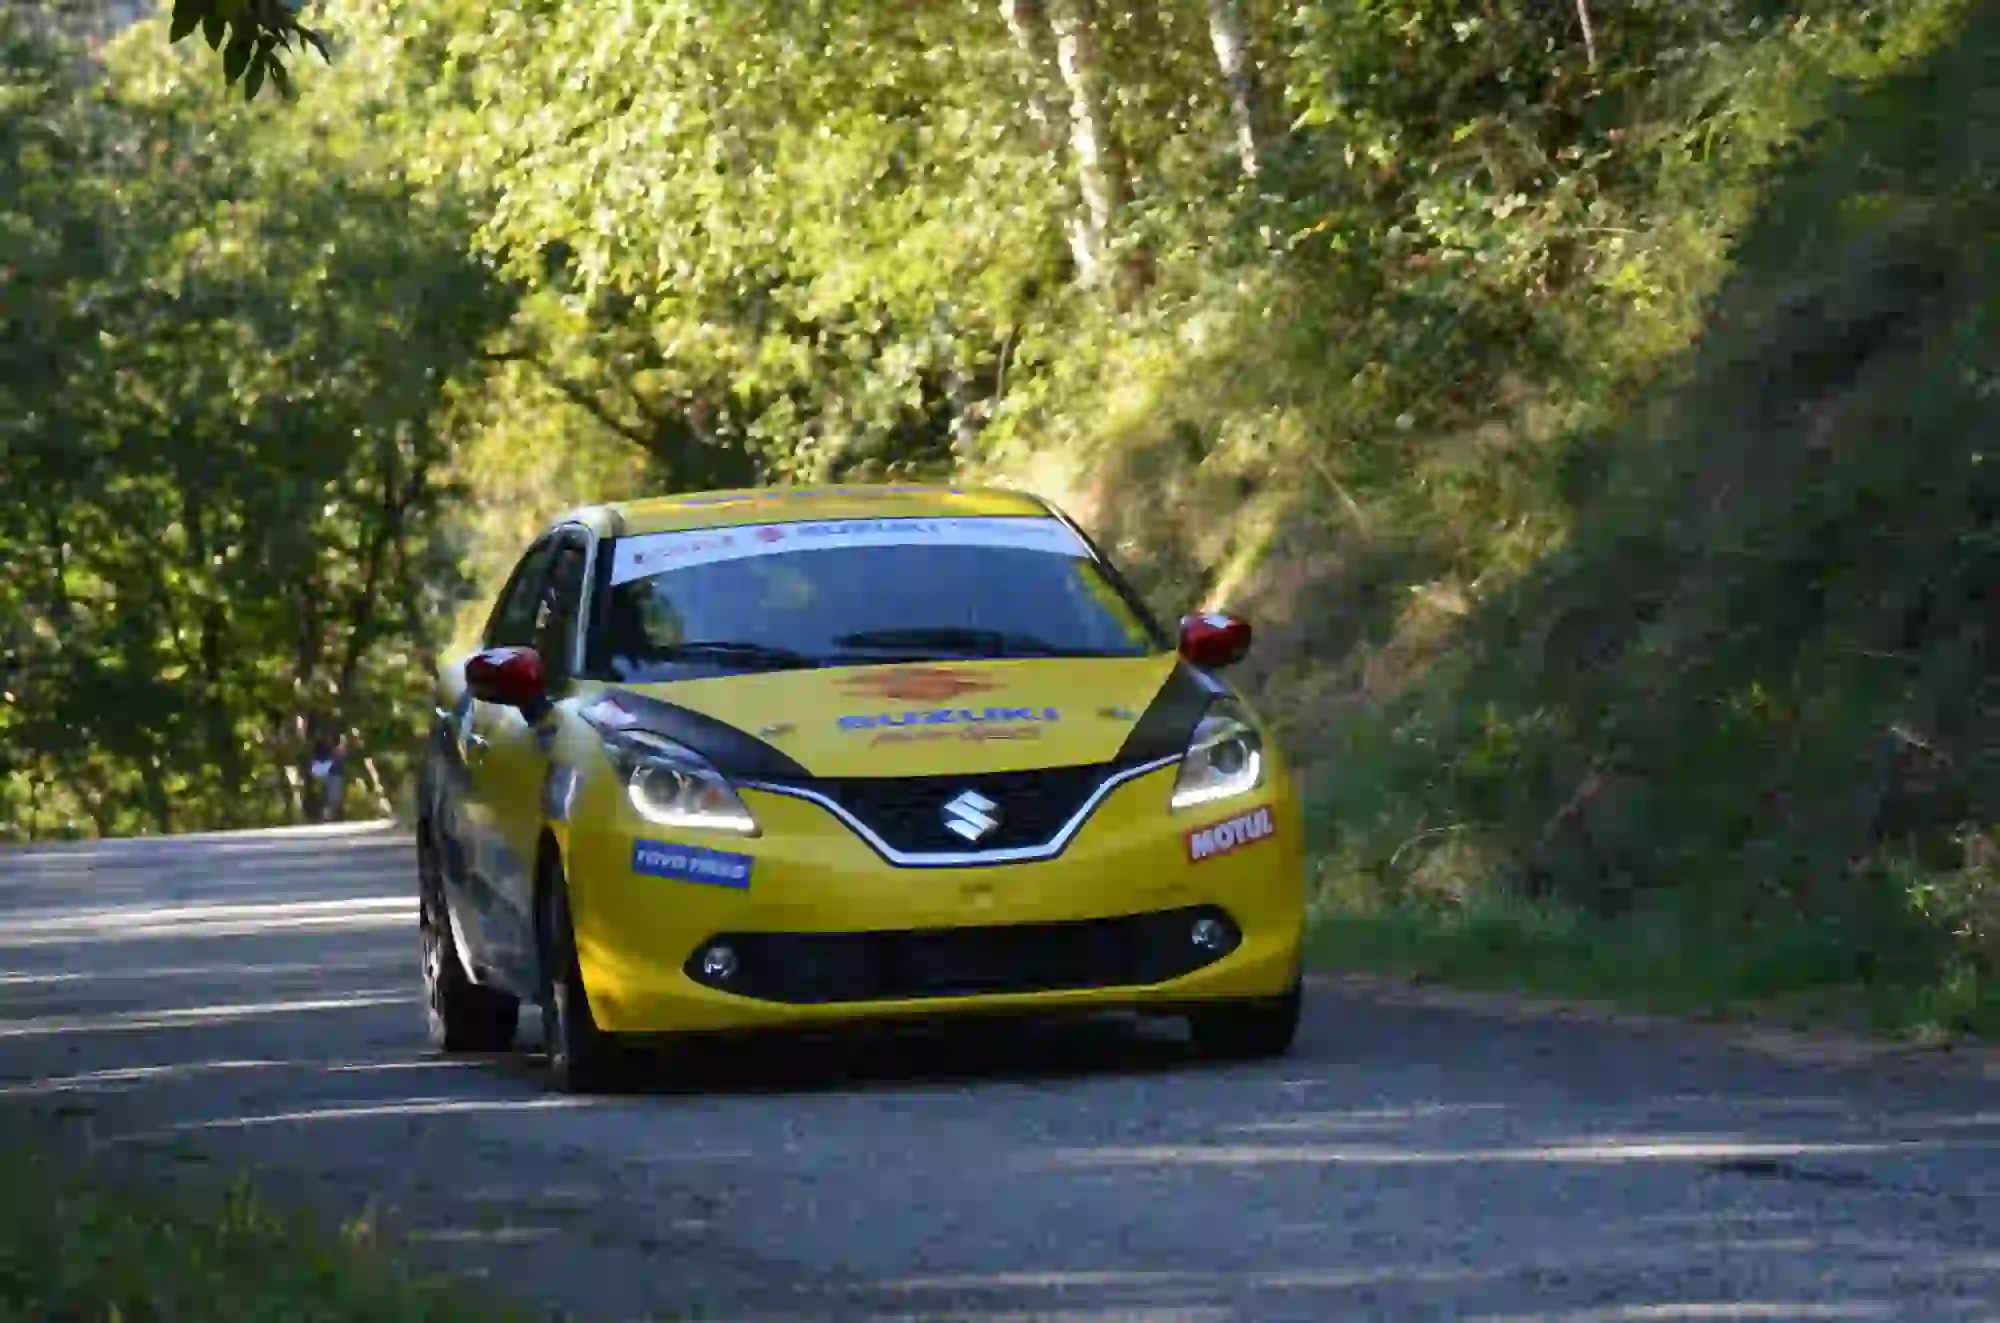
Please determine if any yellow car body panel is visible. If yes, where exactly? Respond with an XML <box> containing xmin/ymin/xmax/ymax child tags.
<box><xmin>605</xmin><ymin>483</ymin><xmax>1048</xmax><ymax>535</ymax></box>
<box><xmin>554</xmin><ymin>731</ymin><xmax>1304</xmax><ymax>1035</ymax></box>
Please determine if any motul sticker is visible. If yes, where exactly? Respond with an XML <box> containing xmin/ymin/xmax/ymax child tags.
<box><xmin>1185</xmin><ymin>806</ymin><xmax>1276</xmax><ymax>862</ymax></box>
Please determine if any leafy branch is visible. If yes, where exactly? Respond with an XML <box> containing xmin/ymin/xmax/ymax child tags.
<box><xmin>167</xmin><ymin>0</ymin><xmax>331</xmax><ymax>103</ymax></box>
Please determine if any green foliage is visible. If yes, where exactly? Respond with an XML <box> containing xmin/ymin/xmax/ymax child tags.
<box><xmin>1315</xmin><ymin>0</ymin><xmax>1999</xmax><ymax>1022</ymax></box>
<box><xmin>1</xmin><ymin>9</ymin><xmax>508</xmax><ymax>837</ymax></box>
<box><xmin>349</xmin><ymin>0</ymin><xmax>1070</xmax><ymax>486</ymax></box>
<box><xmin>0</xmin><ymin>1136</ymin><xmax>533</xmax><ymax>1321</ymax></box>
<box><xmin>1308</xmin><ymin>894</ymin><xmax>2000</xmax><ymax>1040</ymax></box>
<box><xmin>165</xmin><ymin>0</ymin><xmax>330</xmax><ymax>102</ymax></box>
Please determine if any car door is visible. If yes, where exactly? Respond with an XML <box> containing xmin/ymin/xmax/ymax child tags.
<box><xmin>465</xmin><ymin>527</ymin><xmax>591</xmax><ymax>990</ymax></box>
<box><xmin>448</xmin><ymin>534</ymin><xmax>558</xmax><ymax>988</ymax></box>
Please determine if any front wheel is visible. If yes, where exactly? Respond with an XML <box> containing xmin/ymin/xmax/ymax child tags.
<box><xmin>420</xmin><ymin>836</ymin><xmax>519</xmax><ymax>1053</ymax></box>
<box><xmin>539</xmin><ymin>863</ymin><xmax>630</xmax><ymax>1094</ymax></box>
<box><xmin>1187</xmin><ymin>978</ymin><xmax>1302</xmax><ymax>1062</ymax></box>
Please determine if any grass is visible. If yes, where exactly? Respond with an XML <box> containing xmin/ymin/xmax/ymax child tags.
<box><xmin>0</xmin><ymin>1130</ymin><xmax>545</xmax><ymax>1323</ymax></box>
<box><xmin>1306</xmin><ymin>892</ymin><xmax>2000</xmax><ymax>1045</ymax></box>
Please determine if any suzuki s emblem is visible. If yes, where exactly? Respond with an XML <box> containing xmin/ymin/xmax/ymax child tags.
<box><xmin>941</xmin><ymin>790</ymin><xmax>1002</xmax><ymax>843</ymax></box>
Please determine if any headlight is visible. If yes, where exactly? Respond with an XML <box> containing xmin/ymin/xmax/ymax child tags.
<box><xmin>600</xmin><ymin>729</ymin><xmax>758</xmax><ymax>835</ymax></box>
<box><xmin>1169</xmin><ymin>700</ymin><xmax>1265</xmax><ymax>810</ymax></box>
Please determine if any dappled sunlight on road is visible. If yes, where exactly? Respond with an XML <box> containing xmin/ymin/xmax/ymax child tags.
<box><xmin>409</xmin><ymin>1224</ymin><xmax>568</xmax><ymax>1248</ymax></box>
<box><xmin>843</xmin><ymin>1310</ymin><xmax>1236</xmax><ymax>1323</ymax></box>
<box><xmin>1032</xmin><ymin>1134</ymin><xmax>1995</xmax><ymax>1169</ymax></box>
<box><xmin>0</xmin><ymin>990</ymin><xmax>411</xmax><ymax>1040</ymax></box>
<box><xmin>1461</xmin><ymin>1305</ymin><xmax>1899</xmax><ymax>1322</ymax></box>
<box><xmin>114</xmin><ymin>1092</ymin><xmax>595</xmax><ymax>1142</ymax></box>
<box><xmin>0</xmin><ymin>953</ymin><xmax>407</xmax><ymax>989</ymax></box>
<box><xmin>2</xmin><ymin>823</ymin><xmax>1997</xmax><ymax>1322</ymax></box>
<box><xmin>0</xmin><ymin>896</ymin><xmax>410</xmax><ymax>947</ymax></box>
<box><xmin>1</xmin><ymin>1058</ymin><xmax>297</xmax><ymax>1097</ymax></box>
<box><xmin>0</xmin><ymin>821</ymin><xmax>401</xmax><ymax>865</ymax></box>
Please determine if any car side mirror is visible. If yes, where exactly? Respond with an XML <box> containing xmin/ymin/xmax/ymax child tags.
<box><xmin>466</xmin><ymin>646</ymin><xmax>548</xmax><ymax>709</ymax></box>
<box><xmin>1178</xmin><ymin>612</ymin><xmax>1252</xmax><ymax>670</ymax></box>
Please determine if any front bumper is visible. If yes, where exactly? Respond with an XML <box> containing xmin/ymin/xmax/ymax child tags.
<box><xmin>563</xmin><ymin>762</ymin><xmax>1306</xmax><ymax>1035</ymax></box>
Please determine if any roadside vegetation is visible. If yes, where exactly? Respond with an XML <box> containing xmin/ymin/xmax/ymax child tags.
<box><xmin>3</xmin><ymin>0</ymin><xmax>1993</xmax><ymax>1034</ymax></box>
<box><xmin>0</xmin><ymin>1133</ymin><xmax>528</xmax><ymax>1322</ymax></box>
<box><xmin>1304</xmin><ymin>8</ymin><xmax>2000</xmax><ymax>1040</ymax></box>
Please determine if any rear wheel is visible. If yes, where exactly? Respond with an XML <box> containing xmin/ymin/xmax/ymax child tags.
<box><xmin>1187</xmin><ymin>978</ymin><xmax>1302</xmax><ymax>1062</ymax></box>
<box><xmin>419</xmin><ymin>830</ymin><xmax>519</xmax><ymax>1053</ymax></box>
<box><xmin>539</xmin><ymin>862</ymin><xmax>630</xmax><ymax>1094</ymax></box>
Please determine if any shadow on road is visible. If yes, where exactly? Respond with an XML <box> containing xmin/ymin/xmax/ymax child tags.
<box><xmin>495</xmin><ymin>1013</ymin><xmax>1211</xmax><ymax>1099</ymax></box>
<box><xmin>4</xmin><ymin>826</ymin><xmax>1999</xmax><ymax>1323</ymax></box>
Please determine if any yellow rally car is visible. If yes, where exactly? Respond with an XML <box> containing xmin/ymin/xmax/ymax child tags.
<box><xmin>416</xmin><ymin>483</ymin><xmax>1305</xmax><ymax>1091</ymax></box>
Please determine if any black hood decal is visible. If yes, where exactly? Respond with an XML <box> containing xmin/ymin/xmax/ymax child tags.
<box><xmin>602</xmin><ymin>688</ymin><xmax>814</xmax><ymax>781</ymax></box>
<box><xmin>1114</xmin><ymin>660</ymin><xmax>1225</xmax><ymax>765</ymax></box>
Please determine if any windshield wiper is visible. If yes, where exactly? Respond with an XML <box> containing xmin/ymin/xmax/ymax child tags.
<box><xmin>653</xmin><ymin>640</ymin><xmax>827</xmax><ymax>671</ymax></box>
<box><xmin>834</xmin><ymin>627</ymin><xmax>1081</xmax><ymax>659</ymax></box>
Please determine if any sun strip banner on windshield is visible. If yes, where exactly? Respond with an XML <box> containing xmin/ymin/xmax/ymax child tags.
<box><xmin>608</xmin><ymin>516</ymin><xmax>1092</xmax><ymax>587</ymax></box>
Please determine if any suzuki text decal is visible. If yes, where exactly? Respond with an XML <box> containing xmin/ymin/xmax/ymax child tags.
<box><xmin>631</xmin><ymin>840</ymin><xmax>754</xmax><ymax>889</ymax></box>
<box><xmin>838</xmin><ymin>705</ymin><xmax>1060</xmax><ymax>737</ymax></box>
<box><xmin>610</xmin><ymin>516</ymin><xmax>1090</xmax><ymax>585</ymax></box>
<box><xmin>1185</xmin><ymin>805</ymin><xmax>1276</xmax><ymax>862</ymax></box>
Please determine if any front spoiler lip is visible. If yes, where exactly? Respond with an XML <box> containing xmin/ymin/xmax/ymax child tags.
<box><xmin>589</xmin><ymin>995</ymin><xmax>1290</xmax><ymax>1052</ymax></box>
<box><xmin>738</xmin><ymin>752</ymin><xmax>1184</xmax><ymax>869</ymax></box>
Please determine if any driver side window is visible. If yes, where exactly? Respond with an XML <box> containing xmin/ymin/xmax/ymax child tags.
<box><xmin>485</xmin><ymin>538</ymin><xmax>556</xmax><ymax>650</ymax></box>
<box><xmin>533</xmin><ymin>532</ymin><xmax>590</xmax><ymax>680</ymax></box>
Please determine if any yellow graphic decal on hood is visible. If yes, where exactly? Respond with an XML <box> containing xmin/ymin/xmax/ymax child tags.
<box><xmin>611</xmin><ymin>654</ymin><xmax>1182</xmax><ymax>778</ymax></box>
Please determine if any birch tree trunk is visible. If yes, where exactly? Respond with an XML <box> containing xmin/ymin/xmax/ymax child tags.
<box><xmin>1044</xmin><ymin>0</ymin><xmax>1132</xmax><ymax>289</ymax></box>
<box><xmin>1204</xmin><ymin>0</ymin><xmax>1265</xmax><ymax>179</ymax></box>
<box><xmin>998</xmin><ymin>0</ymin><xmax>1094</xmax><ymax>275</ymax></box>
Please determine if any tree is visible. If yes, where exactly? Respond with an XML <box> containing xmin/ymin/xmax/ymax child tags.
<box><xmin>165</xmin><ymin>0</ymin><xmax>329</xmax><ymax>101</ymax></box>
<box><xmin>2</xmin><ymin>9</ymin><xmax>506</xmax><ymax>837</ymax></box>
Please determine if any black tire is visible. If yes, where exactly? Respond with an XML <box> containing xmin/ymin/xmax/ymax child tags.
<box><xmin>1187</xmin><ymin>978</ymin><xmax>1302</xmax><ymax>1062</ymax></box>
<box><xmin>420</xmin><ymin>831</ymin><xmax>519</xmax><ymax>1053</ymax></box>
<box><xmin>538</xmin><ymin>862</ymin><xmax>629</xmax><ymax>1094</ymax></box>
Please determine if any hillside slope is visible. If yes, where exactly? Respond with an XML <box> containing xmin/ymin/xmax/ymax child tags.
<box><xmin>1308</xmin><ymin>9</ymin><xmax>2000</xmax><ymax>1033</ymax></box>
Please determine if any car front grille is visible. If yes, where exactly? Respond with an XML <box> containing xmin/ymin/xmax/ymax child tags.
<box><xmin>685</xmin><ymin>907</ymin><xmax>1237</xmax><ymax>1005</ymax></box>
<box><xmin>774</xmin><ymin>763</ymin><xmax>1120</xmax><ymax>855</ymax></box>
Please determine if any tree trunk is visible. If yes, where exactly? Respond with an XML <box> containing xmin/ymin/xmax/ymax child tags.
<box><xmin>1204</xmin><ymin>0</ymin><xmax>1266</xmax><ymax>179</ymax></box>
<box><xmin>140</xmin><ymin>757</ymin><xmax>172</xmax><ymax>836</ymax></box>
<box><xmin>181</xmin><ymin>487</ymin><xmax>246</xmax><ymax>823</ymax></box>
<box><xmin>263</xmin><ymin>709</ymin><xmax>302</xmax><ymax>823</ymax></box>
<box><xmin>1573</xmin><ymin>0</ymin><xmax>1598</xmax><ymax>71</ymax></box>
<box><xmin>999</xmin><ymin>0</ymin><xmax>1095</xmax><ymax>276</ymax></box>
<box><xmin>1000</xmin><ymin>0</ymin><xmax>1062</xmax><ymax>138</ymax></box>
<box><xmin>1044</xmin><ymin>0</ymin><xmax>1133</xmax><ymax>292</ymax></box>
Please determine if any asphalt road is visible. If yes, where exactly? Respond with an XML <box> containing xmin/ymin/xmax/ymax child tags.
<box><xmin>3</xmin><ymin>824</ymin><xmax>1999</xmax><ymax>1323</ymax></box>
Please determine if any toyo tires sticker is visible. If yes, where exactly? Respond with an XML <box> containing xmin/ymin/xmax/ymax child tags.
<box><xmin>631</xmin><ymin>840</ymin><xmax>754</xmax><ymax>889</ymax></box>
<box><xmin>1185</xmin><ymin>805</ymin><xmax>1276</xmax><ymax>862</ymax></box>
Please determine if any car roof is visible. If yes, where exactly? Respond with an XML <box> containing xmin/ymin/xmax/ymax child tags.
<box><xmin>559</xmin><ymin>483</ymin><xmax>1056</xmax><ymax>537</ymax></box>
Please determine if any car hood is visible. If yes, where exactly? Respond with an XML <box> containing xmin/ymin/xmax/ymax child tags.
<box><xmin>599</xmin><ymin>653</ymin><xmax>1208</xmax><ymax>780</ymax></box>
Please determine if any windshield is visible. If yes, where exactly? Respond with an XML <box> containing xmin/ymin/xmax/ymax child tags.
<box><xmin>587</xmin><ymin>516</ymin><xmax>1162</xmax><ymax>682</ymax></box>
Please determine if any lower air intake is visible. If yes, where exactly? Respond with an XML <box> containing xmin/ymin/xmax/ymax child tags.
<box><xmin>685</xmin><ymin>906</ymin><xmax>1240</xmax><ymax>1004</ymax></box>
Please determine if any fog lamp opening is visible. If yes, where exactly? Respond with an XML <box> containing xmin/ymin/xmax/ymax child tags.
<box><xmin>1190</xmin><ymin>915</ymin><xmax>1239</xmax><ymax>956</ymax></box>
<box><xmin>698</xmin><ymin>943</ymin><xmax>739</xmax><ymax>983</ymax></box>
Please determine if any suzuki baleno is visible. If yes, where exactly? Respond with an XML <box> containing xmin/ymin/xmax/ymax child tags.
<box><xmin>416</xmin><ymin>484</ymin><xmax>1306</xmax><ymax>1090</ymax></box>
